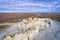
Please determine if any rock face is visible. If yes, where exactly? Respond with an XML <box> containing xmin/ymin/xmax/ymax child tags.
<box><xmin>4</xmin><ymin>18</ymin><xmax>52</xmax><ymax>40</ymax></box>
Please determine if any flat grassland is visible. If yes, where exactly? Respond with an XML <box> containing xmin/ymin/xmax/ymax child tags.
<box><xmin>0</xmin><ymin>13</ymin><xmax>60</xmax><ymax>23</ymax></box>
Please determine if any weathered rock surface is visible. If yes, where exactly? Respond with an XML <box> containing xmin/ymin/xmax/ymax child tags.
<box><xmin>3</xmin><ymin>18</ymin><xmax>52</xmax><ymax>40</ymax></box>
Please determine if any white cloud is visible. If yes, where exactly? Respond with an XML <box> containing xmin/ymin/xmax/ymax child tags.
<box><xmin>0</xmin><ymin>0</ymin><xmax>60</xmax><ymax>12</ymax></box>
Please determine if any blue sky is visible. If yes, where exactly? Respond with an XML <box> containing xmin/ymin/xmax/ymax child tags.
<box><xmin>0</xmin><ymin>0</ymin><xmax>60</xmax><ymax>12</ymax></box>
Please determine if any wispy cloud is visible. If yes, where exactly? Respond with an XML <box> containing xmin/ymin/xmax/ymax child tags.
<box><xmin>0</xmin><ymin>0</ymin><xmax>60</xmax><ymax>12</ymax></box>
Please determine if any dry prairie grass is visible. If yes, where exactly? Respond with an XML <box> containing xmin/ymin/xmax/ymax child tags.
<box><xmin>0</xmin><ymin>13</ymin><xmax>60</xmax><ymax>23</ymax></box>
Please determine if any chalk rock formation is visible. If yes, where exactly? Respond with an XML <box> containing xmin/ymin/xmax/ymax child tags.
<box><xmin>4</xmin><ymin>18</ymin><xmax>52</xmax><ymax>40</ymax></box>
